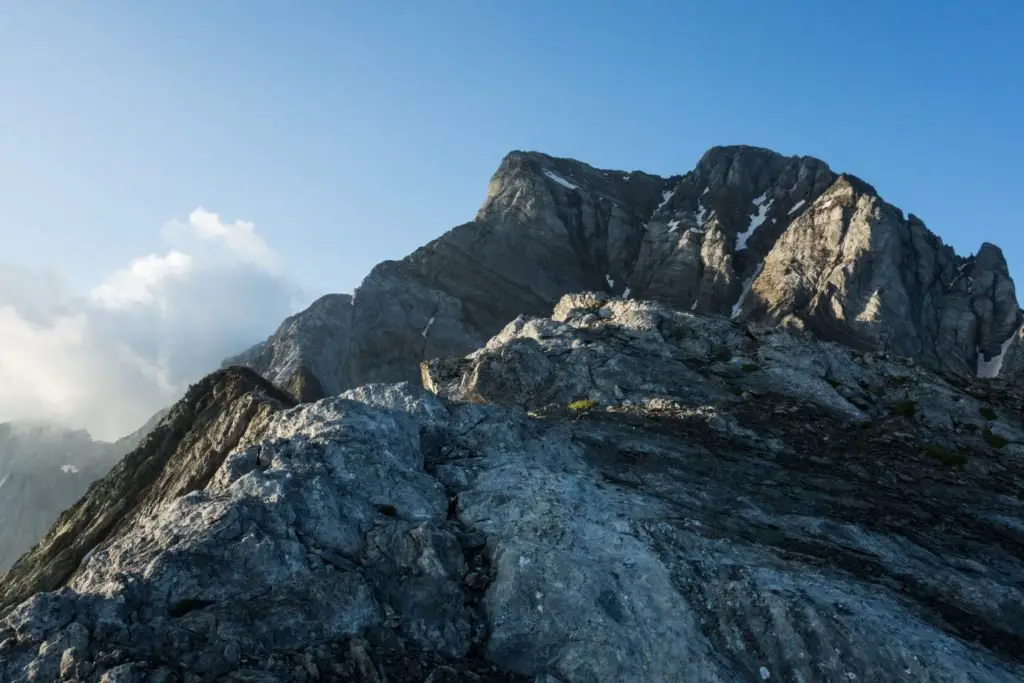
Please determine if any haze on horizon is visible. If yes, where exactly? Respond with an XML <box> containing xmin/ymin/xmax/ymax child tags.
<box><xmin>0</xmin><ymin>1</ymin><xmax>1021</xmax><ymax>440</ymax></box>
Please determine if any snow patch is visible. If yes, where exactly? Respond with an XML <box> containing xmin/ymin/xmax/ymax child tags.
<box><xmin>656</xmin><ymin>188</ymin><xmax>676</xmax><ymax>212</ymax></box>
<box><xmin>421</xmin><ymin>316</ymin><xmax>436</xmax><ymax>338</ymax></box>
<box><xmin>61</xmin><ymin>464</ymin><xmax>80</xmax><ymax>474</ymax></box>
<box><xmin>701</xmin><ymin>186</ymin><xmax>710</xmax><ymax>196</ymax></box>
<box><xmin>731</xmin><ymin>264</ymin><xmax>764</xmax><ymax>320</ymax></box>
<box><xmin>788</xmin><ymin>199</ymin><xmax>806</xmax><ymax>215</ymax></box>
<box><xmin>621</xmin><ymin>287</ymin><xmax>631</xmax><ymax>299</ymax></box>
<box><xmin>543</xmin><ymin>169</ymin><xmax>579</xmax><ymax>190</ymax></box>
<box><xmin>735</xmin><ymin>193</ymin><xmax>773</xmax><ymax>251</ymax></box>
<box><xmin>623</xmin><ymin>173</ymin><xmax>631</xmax><ymax>181</ymax></box>
<box><xmin>696</xmin><ymin>202</ymin><xmax>709</xmax><ymax>229</ymax></box>
<box><xmin>760</xmin><ymin>667</ymin><xmax>771</xmax><ymax>680</ymax></box>
<box><xmin>605</xmin><ymin>273</ymin><xmax>615</xmax><ymax>290</ymax></box>
<box><xmin>977</xmin><ymin>331</ymin><xmax>1016</xmax><ymax>378</ymax></box>
<box><xmin>667</xmin><ymin>219</ymin><xmax>681</xmax><ymax>233</ymax></box>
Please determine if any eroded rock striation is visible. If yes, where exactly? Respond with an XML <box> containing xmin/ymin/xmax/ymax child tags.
<box><xmin>3</xmin><ymin>294</ymin><xmax>1023</xmax><ymax>682</ymax></box>
<box><xmin>228</xmin><ymin>146</ymin><xmax>1023</xmax><ymax>399</ymax></box>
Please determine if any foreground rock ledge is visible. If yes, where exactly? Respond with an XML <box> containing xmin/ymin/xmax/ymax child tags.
<box><xmin>3</xmin><ymin>296</ymin><xmax>1024</xmax><ymax>682</ymax></box>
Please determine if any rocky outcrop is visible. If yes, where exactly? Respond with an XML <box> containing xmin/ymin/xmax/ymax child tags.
<box><xmin>3</xmin><ymin>294</ymin><xmax>1024</xmax><ymax>682</ymax></box>
<box><xmin>740</xmin><ymin>175</ymin><xmax>1023</xmax><ymax>375</ymax></box>
<box><xmin>0</xmin><ymin>412</ymin><xmax>166</xmax><ymax>575</ymax></box>
<box><xmin>228</xmin><ymin>146</ymin><xmax>1022</xmax><ymax>399</ymax></box>
<box><xmin>0</xmin><ymin>368</ymin><xmax>295</xmax><ymax>614</ymax></box>
<box><xmin>221</xmin><ymin>294</ymin><xmax>353</xmax><ymax>401</ymax></box>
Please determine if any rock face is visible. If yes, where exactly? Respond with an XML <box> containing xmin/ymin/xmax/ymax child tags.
<box><xmin>4</xmin><ymin>294</ymin><xmax>1024</xmax><ymax>682</ymax></box>
<box><xmin>0</xmin><ymin>413</ymin><xmax>164</xmax><ymax>575</ymax></box>
<box><xmin>742</xmin><ymin>176</ymin><xmax>1023</xmax><ymax>376</ymax></box>
<box><xmin>0</xmin><ymin>369</ymin><xmax>294</xmax><ymax>615</ymax></box>
<box><xmin>228</xmin><ymin>145</ymin><xmax>1023</xmax><ymax>398</ymax></box>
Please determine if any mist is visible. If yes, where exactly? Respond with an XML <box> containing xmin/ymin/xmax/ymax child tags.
<box><xmin>0</xmin><ymin>209</ymin><xmax>303</xmax><ymax>441</ymax></box>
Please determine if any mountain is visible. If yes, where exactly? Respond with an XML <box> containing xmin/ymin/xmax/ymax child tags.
<box><xmin>226</xmin><ymin>145</ymin><xmax>1023</xmax><ymax>401</ymax></box>
<box><xmin>0</xmin><ymin>411</ymin><xmax>166</xmax><ymax>575</ymax></box>
<box><xmin>2</xmin><ymin>293</ymin><xmax>1023</xmax><ymax>681</ymax></box>
<box><xmin>2</xmin><ymin>145</ymin><xmax>1022</xmax><ymax>681</ymax></box>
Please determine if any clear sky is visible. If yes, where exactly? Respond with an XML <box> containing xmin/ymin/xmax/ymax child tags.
<box><xmin>0</xmin><ymin>1</ymin><xmax>1022</xmax><ymax>437</ymax></box>
<box><xmin>3</xmin><ymin>1</ymin><xmax>1023</xmax><ymax>293</ymax></box>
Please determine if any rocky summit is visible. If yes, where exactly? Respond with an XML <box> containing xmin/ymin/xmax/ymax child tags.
<box><xmin>2</xmin><ymin>146</ymin><xmax>1024</xmax><ymax>682</ymax></box>
<box><xmin>2</xmin><ymin>292</ymin><xmax>1024</xmax><ymax>682</ymax></box>
<box><xmin>226</xmin><ymin>145</ymin><xmax>1023</xmax><ymax>400</ymax></box>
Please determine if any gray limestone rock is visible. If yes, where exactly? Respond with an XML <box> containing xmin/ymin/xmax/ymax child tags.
<box><xmin>0</xmin><ymin>368</ymin><xmax>297</xmax><ymax>614</ymax></box>
<box><xmin>3</xmin><ymin>295</ymin><xmax>1023</xmax><ymax>682</ymax></box>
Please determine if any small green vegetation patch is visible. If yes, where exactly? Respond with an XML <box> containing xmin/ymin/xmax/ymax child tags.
<box><xmin>826</xmin><ymin>378</ymin><xmax>842</xmax><ymax>389</ymax></box>
<box><xmin>984</xmin><ymin>431</ymin><xmax>1009</xmax><ymax>449</ymax></box>
<box><xmin>741</xmin><ymin>363</ymin><xmax>759</xmax><ymax>373</ymax></box>
<box><xmin>923</xmin><ymin>444</ymin><xmax>968</xmax><ymax>467</ymax></box>
<box><xmin>568</xmin><ymin>399</ymin><xmax>599</xmax><ymax>413</ymax></box>
<box><xmin>979</xmin><ymin>406</ymin><xmax>998</xmax><ymax>421</ymax></box>
<box><xmin>891</xmin><ymin>400</ymin><xmax>916</xmax><ymax>418</ymax></box>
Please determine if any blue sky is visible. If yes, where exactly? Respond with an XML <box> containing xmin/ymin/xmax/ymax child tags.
<box><xmin>1</xmin><ymin>1</ymin><xmax>1022</xmax><ymax>436</ymax></box>
<box><xmin>2</xmin><ymin>1</ymin><xmax>1022</xmax><ymax>296</ymax></box>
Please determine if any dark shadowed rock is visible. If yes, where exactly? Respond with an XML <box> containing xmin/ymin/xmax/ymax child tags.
<box><xmin>221</xmin><ymin>294</ymin><xmax>355</xmax><ymax>400</ymax></box>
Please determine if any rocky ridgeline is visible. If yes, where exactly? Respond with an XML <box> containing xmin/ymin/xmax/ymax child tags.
<box><xmin>226</xmin><ymin>145</ymin><xmax>1023</xmax><ymax>402</ymax></box>
<box><xmin>2</xmin><ymin>293</ymin><xmax>1023</xmax><ymax>682</ymax></box>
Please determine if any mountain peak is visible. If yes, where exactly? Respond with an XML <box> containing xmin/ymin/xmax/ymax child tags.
<box><xmin>697</xmin><ymin>143</ymin><xmax>795</xmax><ymax>165</ymax></box>
<box><xmin>833</xmin><ymin>171</ymin><xmax>880</xmax><ymax>197</ymax></box>
<box><xmin>225</xmin><ymin>144</ymin><xmax>1022</xmax><ymax>406</ymax></box>
<box><xmin>3</xmin><ymin>144</ymin><xmax>1024</xmax><ymax>681</ymax></box>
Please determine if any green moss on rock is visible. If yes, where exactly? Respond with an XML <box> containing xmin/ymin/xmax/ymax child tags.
<box><xmin>568</xmin><ymin>399</ymin><xmax>599</xmax><ymax>413</ymax></box>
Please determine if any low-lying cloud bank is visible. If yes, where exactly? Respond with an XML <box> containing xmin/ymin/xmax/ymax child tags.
<box><xmin>0</xmin><ymin>209</ymin><xmax>303</xmax><ymax>441</ymax></box>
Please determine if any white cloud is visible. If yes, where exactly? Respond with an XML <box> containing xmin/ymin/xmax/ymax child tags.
<box><xmin>90</xmin><ymin>251</ymin><xmax>193</xmax><ymax>309</ymax></box>
<box><xmin>163</xmin><ymin>208</ymin><xmax>280</xmax><ymax>273</ymax></box>
<box><xmin>0</xmin><ymin>210</ymin><xmax>302</xmax><ymax>441</ymax></box>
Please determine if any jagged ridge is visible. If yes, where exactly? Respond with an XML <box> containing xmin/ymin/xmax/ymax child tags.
<box><xmin>0</xmin><ymin>367</ymin><xmax>296</xmax><ymax>614</ymax></box>
<box><xmin>228</xmin><ymin>145</ymin><xmax>1023</xmax><ymax>402</ymax></box>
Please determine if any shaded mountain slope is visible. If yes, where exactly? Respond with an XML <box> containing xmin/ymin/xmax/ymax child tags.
<box><xmin>0</xmin><ymin>410</ymin><xmax>168</xmax><ymax>574</ymax></box>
